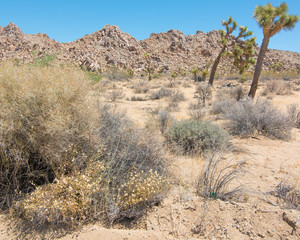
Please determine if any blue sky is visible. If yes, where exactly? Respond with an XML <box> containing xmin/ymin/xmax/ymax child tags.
<box><xmin>1</xmin><ymin>0</ymin><xmax>299</xmax><ymax>52</ymax></box>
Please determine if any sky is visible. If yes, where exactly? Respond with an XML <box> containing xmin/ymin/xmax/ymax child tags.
<box><xmin>1</xmin><ymin>0</ymin><xmax>299</xmax><ymax>52</ymax></box>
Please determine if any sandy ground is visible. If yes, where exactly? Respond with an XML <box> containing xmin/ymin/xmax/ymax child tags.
<box><xmin>1</xmin><ymin>77</ymin><xmax>299</xmax><ymax>240</ymax></box>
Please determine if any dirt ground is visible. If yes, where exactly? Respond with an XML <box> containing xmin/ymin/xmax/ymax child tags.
<box><xmin>1</xmin><ymin>77</ymin><xmax>299</xmax><ymax>240</ymax></box>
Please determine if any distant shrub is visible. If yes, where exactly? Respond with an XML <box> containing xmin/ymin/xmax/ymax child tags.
<box><xmin>195</xmin><ymin>83</ymin><xmax>212</xmax><ymax>106</ymax></box>
<box><xmin>157</xmin><ymin>109</ymin><xmax>173</xmax><ymax>134</ymax></box>
<box><xmin>150</xmin><ymin>87</ymin><xmax>172</xmax><ymax>100</ymax></box>
<box><xmin>170</xmin><ymin>90</ymin><xmax>186</xmax><ymax>103</ymax></box>
<box><xmin>262</xmin><ymin>80</ymin><xmax>292</xmax><ymax>96</ymax></box>
<box><xmin>215</xmin><ymin>86</ymin><xmax>246</xmax><ymax>102</ymax></box>
<box><xmin>106</xmin><ymin>89</ymin><xmax>125</xmax><ymax>102</ymax></box>
<box><xmin>0</xmin><ymin>63</ymin><xmax>93</xmax><ymax>209</ymax></box>
<box><xmin>104</xmin><ymin>66</ymin><xmax>130</xmax><ymax>81</ymax></box>
<box><xmin>188</xmin><ymin>102</ymin><xmax>206</xmax><ymax>120</ymax></box>
<box><xmin>132</xmin><ymin>81</ymin><xmax>149</xmax><ymax>94</ymax></box>
<box><xmin>165</xmin><ymin>120</ymin><xmax>229</xmax><ymax>155</ymax></box>
<box><xmin>222</xmin><ymin>98</ymin><xmax>293</xmax><ymax>140</ymax></box>
<box><xmin>130</xmin><ymin>96</ymin><xmax>146</xmax><ymax>101</ymax></box>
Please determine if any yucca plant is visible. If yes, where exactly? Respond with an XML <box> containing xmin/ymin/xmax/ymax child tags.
<box><xmin>208</xmin><ymin>17</ymin><xmax>256</xmax><ymax>86</ymax></box>
<box><xmin>248</xmin><ymin>2</ymin><xmax>299</xmax><ymax>98</ymax></box>
<box><xmin>191</xmin><ymin>66</ymin><xmax>200</xmax><ymax>81</ymax></box>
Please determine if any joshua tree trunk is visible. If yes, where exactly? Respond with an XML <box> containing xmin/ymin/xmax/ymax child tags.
<box><xmin>248</xmin><ymin>36</ymin><xmax>270</xmax><ymax>98</ymax></box>
<box><xmin>209</xmin><ymin>46</ymin><xmax>226</xmax><ymax>86</ymax></box>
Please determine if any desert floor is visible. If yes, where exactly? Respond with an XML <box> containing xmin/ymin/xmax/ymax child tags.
<box><xmin>1</xmin><ymin>76</ymin><xmax>299</xmax><ymax>240</ymax></box>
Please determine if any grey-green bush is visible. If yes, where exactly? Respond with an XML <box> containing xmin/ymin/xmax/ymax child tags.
<box><xmin>223</xmin><ymin>98</ymin><xmax>292</xmax><ymax>140</ymax></box>
<box><xmin>165</xmin><ymin>119</ymin><xmax>229</xmax><ymax>155</ymax></box>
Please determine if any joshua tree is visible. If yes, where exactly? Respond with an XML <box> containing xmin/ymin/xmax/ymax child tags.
<box><xmin>144</xmin><ymin>52</ymin><xmax>154</xmax><ymax>81</ymax></box>
<box><xmin>208</xmin><ymin>17</ymin><xmax>256</xmax><ymax>86</ymax></box>
<box><xmin>170</xmin><ymin>71</ymin><xmax>178</xmax><ymax>87</ymax></box>
<box><xmin>248</xmin><ymin>2</ymin><xmax>299</xmax><ymax>98</ymax></box>
<box><xmin>191</xmin><ymin>66</ymin><xmax>200</xmax><ymax>81</ymax></box>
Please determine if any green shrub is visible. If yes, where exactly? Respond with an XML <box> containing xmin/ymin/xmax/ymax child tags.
<box><xmin>165</xmin><ymin>120</ymin><xmax>229</xmax><ymax>155</ymax></box>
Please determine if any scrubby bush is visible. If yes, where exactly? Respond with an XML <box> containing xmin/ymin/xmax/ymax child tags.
<box><xmin>165</xmin><ymin>120</ymin><xmax>229</xmax><ymax>155</ymax></box>
<box><xmin>0</xmin><ymin>63</ymin><xmax>93</xmax><ymax>209</ymax></box>
<box><xmin>195</xmin><ymin>83</ymin><xmax>212</xmax><ymax>106</ymax></box>
<box><xmin>170</xmin><ymin>90</ymin><xmax>186</xmax><ymax>103</ymax></box>
<box><xmin>14</xmin><ymin>161</ymin><xmax>104</xmax><ymax>226</ymax></box>
<box><xmin>106</xmin><ymin>89</ymin><xmax>125</xmax><ymax>102</ymax></box>
<box><xmin>261</xmin><ymin>80</ymin><xmax>292</xmax><ymax>96</ymax></box>
<box><xmin>150</xmin><ymin>87</ymin><xmax>172</xmax><ymax>100</ymax></box>
<box><xmin>132</xmin><ymin>81</ymin><xmax>149</xmax><ymax>94</ymax></box>
<box><xmin>188</xmin><ymin>102</ymin><xmax>206</xmax><ymax>120</ymax></box>
<box><xmin>221</xmin><ymin>98</ymin><xmax>293</xmax><ymax>140</ymax></box>
<box><xmin>157</xmin><ymin>109</ymin><xmax>173</xmax><ymax>134</ymax></box>
<box><xmin>95</xmin><ymin>105</ymin><xmax>167</xmax><ymax>222</ymax></box>
<box><xmin>287</xmin><ymin>104</ymin><xmax>300</xmax><ymax>128</ymax></box>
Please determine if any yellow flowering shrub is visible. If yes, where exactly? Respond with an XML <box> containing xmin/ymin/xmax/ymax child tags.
<box><xmin>15</xmin><ymin>161</ymin><xmax>104</xmax><ymax>226</ymax></box>
<box><xmin>116</xmin><ymin>169</ymin><xmax>166</xmax><ymax>210</ymax></box>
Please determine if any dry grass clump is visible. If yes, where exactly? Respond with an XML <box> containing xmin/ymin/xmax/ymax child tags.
<box><xmin>218</xmin><ymin>98</ymin><xmax>293</xmax><ymax>140</ymax></box>
<box><xmin>0</xmin><ymin>63</ymin><xmax>94</xmax><ymax>209</ymax></box>
<box><xmin>165</xmin><ymin>119</ymin><xmax>229</xmax><ymax>155</ymax></box>
<box><xmin>197</xmin><ymin>151</ymin><xmax>246</xmax><ymax>200</ymax></box>
<box><xmin>261</xmin><ymin>80</ymin><xmax>292</xmax><ymax>96</ymax></box>
<box><xmin>272</xmin><ymin>180</ymin><xmax>300</xmax><ymax>209</ymax></box>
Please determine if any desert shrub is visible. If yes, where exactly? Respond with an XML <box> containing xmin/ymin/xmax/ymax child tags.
<box><xmin>197</xmin><ymin>151</ymin><xmax>246</xmax><ymax>200</ymax></box>
<box><xmin>222</xmin><ymin>98</ymin><xmax>292</xmax><ymax>140</ymax></box>
<box><xmin>132</xmin><ymin>81</ymin><xmax>149</xmax><ymax>94</ymax></box>
<box><xmin>130</xmin><ymin>96</ymin><xmax>147</xmax><ymax>101</ymax></box>
<box><xmin>32</xmin><ymin>53</ymin><xmax>56</xmax><ymax>67</ymax></box>
<box><xmin>215</xmin><ymin>86</ymin><xmax>246</xmax><ymax>102</ymax></box>
<box><xmin>165</xmin><ymin>120</ymin><xmax>229</xmax><ymax>155</ymax></box>
<box><xmin>103</xmin><ymin>66</ymin><xmax>130</xmax><ymax>81</ymax></box>
<box><xmin>150</xmin><ymin>87</ymin><xmax>172</xmax><ymax>100</ymax></box>
<box><xmin>95</xmin><ymin>105</ymin><xmax>167</xmax><ymax>222</ymax></box>
<box><xmin>170</xmin><ymin>90</ymin><xmax>186</xmax><ymax>103</ymax></box>
<box><xmin>157</xmin><ymin>109</ymin><xmax>173</xmax><ymax>134</ymax></box>
<box><xmin>0</xmin><ymin>63</ymin><xmax>94</xmax><ymax>209</ymax></box>
<box><xmin>14</xmin><ymin>161</ymin><xmax>104</xmax><ymax>227</ymax></box>
<box><xmin>188</xmin><ymin>102</ymin><xmax>206</xmax><ymax>120</ymax></box>
<box><xmin>195</xmin><ymin>83</ymin><xmax>212</xmax><ymax>106</ymax></box>
<box><xmin>262</xmin><ymin>80</ymin><xmax>292</xmax><ymax>95</ymax></box>
<box><xmin>106</xmin><ymin>89</ymin><xmax>125</xmax><ymax>102</ymax></box>
<box><xmin>287</xmin><ymin>104</ymin><xmax>300</xmax><ymax>128</ymax></box>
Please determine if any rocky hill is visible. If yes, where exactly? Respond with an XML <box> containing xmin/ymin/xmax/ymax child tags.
<box><xmin>0</xmin><ymin>22</ymin><xmax>299</xmax><ymax>73</ymax></box>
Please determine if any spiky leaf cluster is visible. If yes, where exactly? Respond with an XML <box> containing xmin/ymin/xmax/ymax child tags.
<box><xmin>219</xmin><ymin>17</ymin><xmax>256</xmax><ymax>74</ymax></box>
<box><xmin>254</xmin><ymin>2</ymin><xmax>299</xmax><ymax>37</ymax></box>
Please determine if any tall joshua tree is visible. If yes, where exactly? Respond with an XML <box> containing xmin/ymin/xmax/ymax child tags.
<box><xmin>209</xmin><ymin>17</ymin><xmax>256</xmax><ymax>86</ymax></box>
<box><xmin>248</xmin><ymin>2</ymin><xmax>299</xmax><ymax>98</ymax></box>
